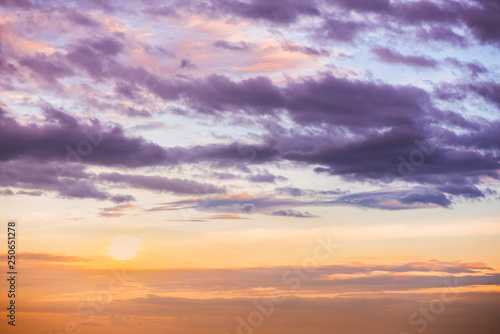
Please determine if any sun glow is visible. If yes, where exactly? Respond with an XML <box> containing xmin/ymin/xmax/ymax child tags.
<box><xmin>106</xmin><ymin>235</ymin><xmax>143</xmax><ymax>261</ymax></box>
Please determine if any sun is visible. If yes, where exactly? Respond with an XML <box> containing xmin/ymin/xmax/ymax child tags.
<box><xmin>107</xmin><ymin>235</ymin><xmax>143</xmax><ymax>260</ymax></box>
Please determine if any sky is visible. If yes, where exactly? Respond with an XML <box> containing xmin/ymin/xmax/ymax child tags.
<box><xmin>0</xmin><ymin>0</ymin><xmax>499</xmax><ymax>333</ymax></box>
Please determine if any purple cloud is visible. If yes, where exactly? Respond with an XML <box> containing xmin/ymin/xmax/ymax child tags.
<box><xmin>316</xmin><ymin>19</ymin><xmax>367</xmax><ymax>42</ymax></box>
<box><xmin>219</xmin><ymin>0</ymin><xmax>320</xmax><ymax>24</ymax></box>
<box><xmin>394</xmin><ymin>1</ymin><xmax>459</xmax><ymax>24</ymax></box>
<box><xmin>0</xmin><ymin>160</ymin><xmax>135</xmax><ymax>203</ymax></box>
<box><xmin>19</xmin><ymin>53</ymin><xmax>74</xmax><ymax>82</ymax></box>
<box><xmin>271</xmin><ymin>209</ymin><xmax>316</xmax><ymax>218</ymax></box>
<box><xmin>372</xmin><ymin>46</ymin><xmax>438</xmax><ymax>68</ymax></box>
<box><xmin>0</xmin><ymin>0</ymin><xmax>32</xmax><ymax>9</ymax></box>
<box><xmin>213</xmin><ymin>40</ymin><xmax>251</xmax><ymax>51</ymax></box>
<box><xmin>98</xmin><ymin>172</ymin><xmax>225</xmax><ymax>195</ymax></box>
<box><xmin>0</xmin><ymin>189</ymin><xmax>14</xmax><ymax>196</ymax></box>
<box><xmin>331</xmin><ymin>0</ymin><xmax>390</xmax><ymax>13</ymax></box>
<box><xmin>0</xmin><ymin>106</ymin><xmax>173</xmax><ymax>167</ymax></box>
<box><xmin>282</xmin><ymin>43</ymin><xmax>329</xmax><ymax>56</ymax></box>
<box><xmin>460</xmin><ymin>0</ymin><xmax>500</xmax><ymax>45</ymax></box>
<box><xmin>66</xmin><ymin>11</ymin><xmax>100</xmax><ymax>27</ymax></box>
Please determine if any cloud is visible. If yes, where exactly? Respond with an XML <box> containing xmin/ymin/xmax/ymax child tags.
<box><xmin>88</xmin><ymin>37</ymin><xmax>123</xmax><ymax>56</ymax></box>
<box><xmin>277</xmin><ymin>187</ymin><xmax>347</xmax><ymax>197</ymax></box>
<box><xmin>316</xmin><ymin>18</ymin><xmax>367</xmax><ymax>42</ymax></box>
<box><xmin>436</xmin><ymin>184</ymin><xmax>484</xmax><ymax>199</ymax></box>
<box><xmin>219</xmin><ymin>0</ymin><xmax>320</xmax><ymax>24</ymax></box>
<box><xmin>282</xmin><ymin>43</ymin><xmax>329</xmax><ymax>56</ymax></box>
<box><xmin>151</xmin><ymin>194</ymin><xmax>304</xmax><ymax>213</ymax></box>
<box><xmin>132</xmin><ymin>73</ymin><xmax>433</xmax><ymax>130</ymax></box>
<box><xmin>0</xmin><ymin>106</ymin><xmax>174</xmax><ymax>167</ymax></box>
<box><xmin>65</xmin><ymin>10</ymin><xmax>100</xmax><ymax>27</ymax></box>
<box><xmin>329</xmin><ymin>0</ymin><xmax>390</xmax><ymax>13</ymax></box>
<box><xmin>393</xmin><ymin>1</ymin><xmax>459</xmax><ymax>24</ymax></box>
<box><xmin>0</xmin><ymin>160</ymin><xmax>136</xmax><ymax>203</ymax></box>
<box><xmin>248</xmin><ymin>170</ymin><xmax>279</xmax><ymax>183</ymax></box>
<box><xmin>203</xmin><ymin>213</ymin><xmax>249</xmax><ymax>219</ymax></box>
<box><xmin>416</xmin><ymin>25</ymin><xmax>467</xmax><ymax>46</ymax></box>
<box><xmin>0</xmin><ymin>188</ymin><xmax>14</xmax><ymax>196</ymax></box>
<box><xmin>98</xmin><ymin>172</ymin><xmax>225</xmax><ymax>195</ymax></box>
<box><xmin>16</xmin><ymin>190</ymin><xmax>45</xmax><ymax>196</ymax></box>
<box><xmin>18</xmin><ymin>252</ymin><xmax>92</xmax><ymax>262</ymax></box>
<box><xmin>36</xmin><ymin>259</ymin><xmax>496</xmax><ymax>296</ymax></box>
<box><xmin>98</xmin><ymin>203</ymin><xmax>140</xmax><ymax>218</ymax></box>
<box><xmin>283</xmin><ymin>125</ymin><xmax>499</xmax><ymax>197</ymax></box>
<box><xmin>213</xmin><ymin>40</ymin><xmax>251</xmax><ymax>51</ymax></box>
<box><xmin>162</xmin><ymin>214</ymin><xmax>249</xmax><ymax>221</ymax></box>
<box><xmin>180</xmin><ymin>58</ymin><xmax>196</xmax><ymax>69</ymax></box>
<box><xmin>459</xmin><ymin>0</ymin><xmax>500</xmax><ymax>45</ymax></box>
<box><xmin>445</xmin><ymin>58</ymin><xmax>487</xmax><ymax>77</ymax></box>
<box><xmin>271</xmin><ymin>209</ymin><xmax>316</xmax><ymax>218</ymax></box>
<box><xmin>0</xmin><ymin>98</ymin><xmax>497</xmax><ymax>209</ymax></box>
<box><xmin>331</xmin><ymin>189</ymin><xmax>452</xmax><ymax>210</ymax></box>
<box><xmin>372</xmin><ymin>46</ymin><xmax>438</xmax><ymax>68</ymax></box>
<box><xmin>19</xmin><ymin>52</ymin><xmax>74</xmax><ymax>83</ymax></box>
<box><xmin>0</xmin><ymin>0</ymin><xmax>32</xmax><ymax>9</ymax></box>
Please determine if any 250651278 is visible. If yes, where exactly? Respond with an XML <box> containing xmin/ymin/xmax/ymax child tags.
<box><xmin>6</xmin><ymin>221</ymin><xmax>17</xmax><ymax>327</ymax></box>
